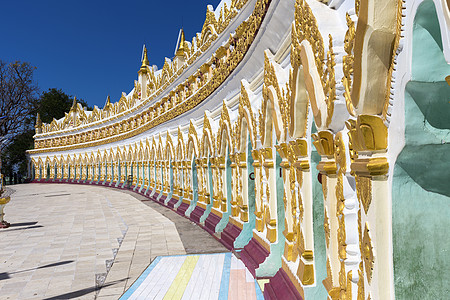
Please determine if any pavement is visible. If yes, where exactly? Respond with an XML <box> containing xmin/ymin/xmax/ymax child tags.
<box><xmin>119</xmin><ymin>252</ymin><xmax>264</xmax><ymax>300</ymax></box>
<box><xmin>0</xmin><ymin>183</ymin><xmax>226</xmax><ymax>300</ymax></box>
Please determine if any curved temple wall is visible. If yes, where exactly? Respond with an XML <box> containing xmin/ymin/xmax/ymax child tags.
<box><xmin>28</xmin><ymin>0</ymin><xmax>450</xmax><ymax>299</ymax></box>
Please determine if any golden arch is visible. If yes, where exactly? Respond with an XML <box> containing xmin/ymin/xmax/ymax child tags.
<box><xmin>261</xmin><ymin>85</ymin><xmax>285</xmax><ymax>147</ymax></box>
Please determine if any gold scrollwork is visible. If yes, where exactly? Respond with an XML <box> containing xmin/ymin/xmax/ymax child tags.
<box><xmin>356</xmin><ymin>175</ymin><xmax>372</xmax><ymax>214</ymax></box>
<box><xmin>324</xmin><ymin>208</ymin><xmax>330</xmax><ymax>248</ymax></box>
<box><xmin>362</xmin><ymin>222</ymin><xmax>374</xmax><ymax>284</ymax></box>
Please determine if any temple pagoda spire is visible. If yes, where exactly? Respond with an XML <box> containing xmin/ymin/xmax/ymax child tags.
<box><xmin>175</xmin><ymin>28</ymin><xmax>187</xmax><ymax>57</ymax></box>
<box><xmin>71</xmin><ymin>96</ymin><xmax>77</xmax><ymax>111</ymax></box>
<box><xmin>139</xmin><ymin>45</ymin><xmax>150</xmax><ymax>74</ymax></box>
<box><xmin>105</xmin><ymin>95</ymin><xmax>111</xmax><ymax>108</ymax></box>
<box><xmin>35</xmin><ymin>113</ymin><xmax>42</xmax><ymax>134</ymax></box>
<box><xmin>138</xmin><ymin>45</ymin><xmax>150</xmax><ymax>98</ymax></box>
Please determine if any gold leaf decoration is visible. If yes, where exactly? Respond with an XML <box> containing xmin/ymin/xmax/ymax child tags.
<box><xmin>323</xmin><ymin>34</ymin><xmax>336</xmax><ymax>127</ymax></box>
<box><xmin>324</xmin><ymin>208</ymin><xmax>330</xmax><ymax>248</ymax></box>
<box><xmin>356</xmin><ymin>175</ymin><xmax>372</xmax><ymax>214</ymax></box>
<box><xmin>342</xmin><ymin>13</ymin><xmax>356</xmax><ymax>117</ymax></box>
<box><xmin>357</xmin><ymin>262</ymin><xmax>365</xmax><ymax>300</ymax></box>
<box><xmin>362</xmin><ymin>222</ymin><xmax>374</xmax><ymax>284</ymax></box>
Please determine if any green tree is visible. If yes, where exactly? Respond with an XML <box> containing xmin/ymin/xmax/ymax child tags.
<box><xmin>38</xmin><ymin>88</ymin><xmax>91</xmax><ymax>124</ymax></box>
<box><xmin>1</xmin><ymin>131</ymin><xmax>34</xmax><ymax>176</ymax></box>
<box><xmin>1</xmin><ymin>88</ymin><xmax>92</xmax><ymax>178</ymax></box>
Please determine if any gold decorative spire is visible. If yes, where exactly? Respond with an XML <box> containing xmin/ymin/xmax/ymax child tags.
<box><xmin>35</xmin><ymin>112</ymin><xmax>42</xmax><ymax>134</ymax></box>
<box><xmin>35</xmin><ymin>113</ymin><xmax>42</xmax><ymax>128</ymax></box>
<box><xmin>139</xmin><ymin>45</ymin><xmax>150</xmax><ymax>74</ymax></box>
<box><xmin>176</xmin><ymin>28</ymin><xmax>187</xmax><ymax>57</ymax></box>
<box><xmin>71</xmin><ymin>96</ymin><xmax>77</xmax><ymax>111</ymax></box>
<box><xmin>142</xmin><ymin>45</ymin><xmax>149</xmax><ymax>66</ymax></box>
<box><xmin>104</xmin><ymin>95</ymin><xmax>111</xmax><ymax>110</ymax></box>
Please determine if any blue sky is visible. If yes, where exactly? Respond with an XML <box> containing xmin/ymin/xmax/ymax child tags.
<box><xmin>1</xmin><ymin>0</ymin><xmax>221</xmax><ymax>108</ymax></box>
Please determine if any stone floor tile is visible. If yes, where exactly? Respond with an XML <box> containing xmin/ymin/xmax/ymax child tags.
<box><xmin>0</xmin><ymin>184</ymin><xmax>187</xmax><ymax>299</ymax></box>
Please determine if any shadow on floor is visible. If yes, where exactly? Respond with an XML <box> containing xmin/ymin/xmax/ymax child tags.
<box><xmin>1</xmin><ymin>225</ymin><xmax>44</xmax><ymax>232</ymax></box>
<box><xmin>116</xmin><ymin>189</ymin><xmax>227</xmax><ymax>254</ymax></box>
<box><xmin>9</xmin><ymin>221</ymin><xmax>38</xmax><ymax>227</ymax></box>
<box><xmin>43</xmin><ymin>278</ymin><xmax>128</xmax><ymax>300</ymax></box>
<box><xmin>0</xmin><ymin>260</ymin><xmax>75</xmax><ymax>281</ymax></box>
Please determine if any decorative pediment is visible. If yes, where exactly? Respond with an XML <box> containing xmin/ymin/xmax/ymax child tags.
<box><xmin>137</xmin><ymin>141</ymin><xmax>144</xmax><ymax>161</ymax></box>
<box><xmin>238</xmin><ymin>80</ymin><xmax>257</xmax><ymax>149</ymax></box>
<box><xmin>189</xmin><ymin>120</ymin><xmax>198</xmax><ymax>141</ymax></box>
<box><xmin>118</xmin><ymin>93</ymin><xmax>129</xmax><ymax>113</ymax></box>
<box><xmin>200</xmin><ymin>5</ymin><xmax>218</xmax><ymax>46</ymax></box>
<box><xmin>201</xmin><ymin>111</ymin><xmax>214</xmax><ymax>157</ymax></box>
<box><xmin>165</xmin><ymin>131</ymin><xmax>174</xmax><ymax>160</ymax></box>
<box><xmin>217</xmin><ymin>100</ymin><xmax>232</xmax><ymax>153</ymax></box>
<box><xmin>49</xmin><ymin>119</ymin><xmax>60</xmax><ymax>132</ymax></box>
<box><xmin>177</xmin><ymin>127</ymin><xmax>185</xmax><ymax>159</ymax></box>
<box><xmin>293</xmin><ymin>0</ymin><xmax>324</xmax><ymax>77</ymax></box>
<box><xmin>187</xmin><ymin>121</ymin><xmax>199</xmax><ymax>159</ymax></box>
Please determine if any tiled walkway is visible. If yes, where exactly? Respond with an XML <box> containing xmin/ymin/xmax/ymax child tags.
<box><xmin>0</xmin><ymin>184</ymin><xmax>262</xmax><ymax>300</ymax></box>
<box><xmin>120</xmin><ymin>253</ymin><xmax>264</xmax><ymax>300</ymax></box>
<box><xmin>0</xmin><ymin>184</ymin><xmax>185</xmax><ymax>300</ymax></box>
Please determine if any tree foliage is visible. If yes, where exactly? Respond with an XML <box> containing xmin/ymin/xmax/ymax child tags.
<box><xmin>0</xmin><ymin>60</ymin><xmax>92</xmax><ymax>177</ymax></box>
<box><xmin>1</xmin><ymin>130</ymin><xmax>34</xmax><ymax>175</ymax></box>
<box><xmin>39</xmin><ymin>88</ymin><xmax>91</xmax><ymax>124</ymax></box>
<box><xmin>0</xmin><ymin>60</ymin><xmax>39</xmax><ymax>151</ymax></box>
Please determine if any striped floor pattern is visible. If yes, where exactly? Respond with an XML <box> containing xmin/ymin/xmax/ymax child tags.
<box><xmin>120</xmin><ymin>252</ymin><xmax>264</xmax><ymax>300</ymax></box>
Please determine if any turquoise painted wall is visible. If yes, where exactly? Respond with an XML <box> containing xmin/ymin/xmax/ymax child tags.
<box><xmin>393</xmin><ymin>1</ymin><xmax>450</xmax><ymax>298</ymax></box>
<box><xmin>234</xmin><ymin>134</ymin><xmax>256</xmax><ymax>248</ymax></box>
<box><xmin>216</xmin><ymin>151</ymin><xmax>233</xmax><ymax>232</ymax></box>
<box><xmin>255</xmin><ymin>148</ymin><xmax>286</xmax><ymax>276</ymax></box>
<box><xmin>199</xmin><ymin>158</ymin><xmax>214</xmax><ymax>223</ymax></box>
<box><xmin>304</xmin><ymin>151</ymin><xmax>327</xmax><ymax>299</ymax></box>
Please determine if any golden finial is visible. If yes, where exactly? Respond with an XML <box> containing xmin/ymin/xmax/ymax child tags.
<box><xmin>141</xmin><ymin>45</ymin><xmax>150</xmax><ymax>67</ymax></box>
<box><xmin>176</xmin><ymin>28</ymin><xmax>187</xmax><ymax>57</ymax></box>
<box><xmin>104</xmin><ymin>95</ymin><xmax>111</xmax><ymax>110</ymax></box>
<box><xmin>139</xmin><ymin>45</ymin><xmax>150</xmax><ymax>74</ymax></box>
<box><xmin>35</xmin><ymin>113</ymin><xmax>42</xmax><ymax>128</ymax></box>
<box><xmin>71</xmin><ymin>96</ymin><xmax>77</xmax><ymax>111</ymax></box>
<box><xmin>35</xmin><ymin>112</ymin><xmax>42</xmax><ymax>134</ymax></box>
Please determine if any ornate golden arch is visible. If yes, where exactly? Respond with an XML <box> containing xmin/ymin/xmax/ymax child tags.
<box><xmin>236</xmin><ymin>81</ymin><xmax>257</xmax><ymax>152</ymax></box>
<box><xmin>187</xmin><ymin>121</ymin><xmax>199</xmax><ymax>160</ymax></box>
<box><xmin>217</xmin><ymin>101</ymin><xmax>233</xmax><ymax>155</ymax></box>
<box><xmin>260</xmin><ymin>51</ymin><xmax>286</xmax><ymax>147</ymax></box>
<box><xmin>200</xmin><ymin>112</ymin><xmax>215</xmax><ymax>158</ymax></box>
<box><xmin>165</xmin><ymin>131</ymin><xmax>175</xmax><ymax>161</ymax></box>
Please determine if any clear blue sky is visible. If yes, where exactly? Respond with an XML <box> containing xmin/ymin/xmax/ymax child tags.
<box><xmin>1</xmin><ymin>0</ymin><xmax>221</xmax><ymax>109</ymax></box>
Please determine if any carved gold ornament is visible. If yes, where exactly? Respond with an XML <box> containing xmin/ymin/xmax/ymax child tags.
<box><xmin>356</xmin><ymin>176</ymin><xmax>372</xmax><ymax>214</ymax></box>
<box><xmin>382</xmin><ymin>0</ymin><xmax>405</xmax><ymax>120</ymax></box>
<box><xmin>343</xmin><ymin>13</ymin><xmax>356</xmax><ymax>117</ymax></box>
<box><xmin>323</xmin><ymin>35</ymin><xmax>336</xmax><ymax>127</ymax></box>
<box><xmin>324</xmin><ymin>208</ymin><xmax>330</xmax><ymax>248</ymax></box>
<box><xmin>334</xmin><ymin>132</ymin><xmax>347</xmax><ymax>173</ymax></box>
<box><xmin>362</xmin><ymin>222</ymin><xmax>374</xmax><ymax>284</ymax></box>
<box><xmin>339</xmin><ymin>261</ymin><xmax>347</xmax><ymax>299</ymax></box>
<box><xmin>322</xmin><ymin>173</ymin><xmax>328</xmax><ymax>200</ymax></box>
<box><xmin>357</xmin><ymin>262</ymin><xmax>365</xmax><ymax>300</ymax></box>
<box><xmin>338</xmin><ymin>214</ymin><xmax>347</xmax><ymax>260</ymax></box>
<box><xmin>336</xmin><ymin>175</ymin><xmax>345</xmax><ymax>216</ymax></box>
<box><xmin>240</xmin><ymin>81</ymin><xmax>258</xmax><ymax>146</ymax></box>
<box><xmin>293</xmin><ymin>0</ymin><xmax>324</xmax><ymax>77</ymax></box>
